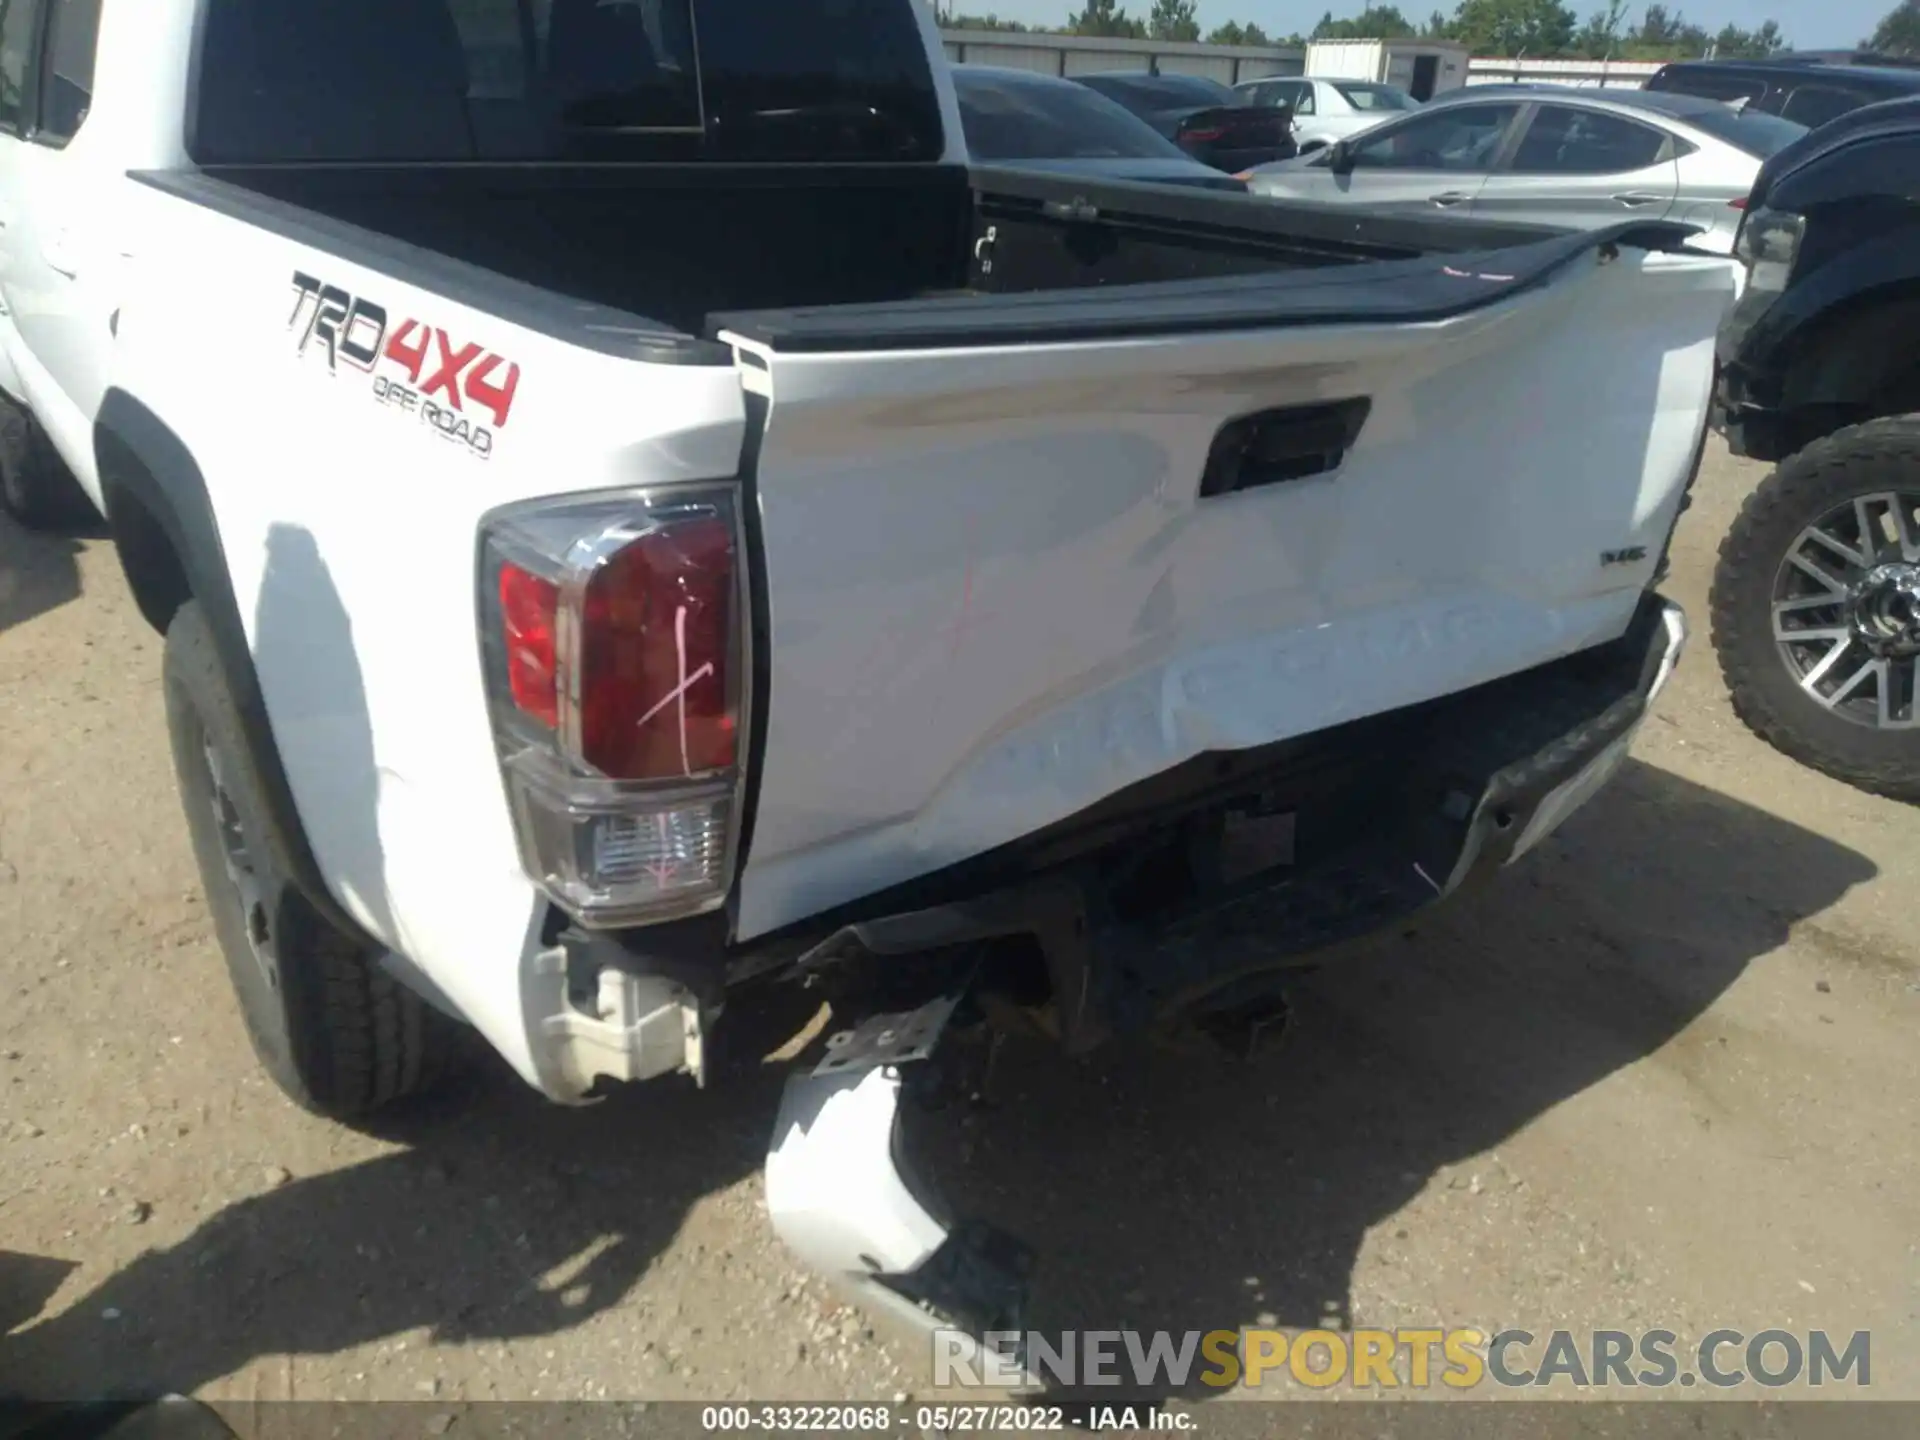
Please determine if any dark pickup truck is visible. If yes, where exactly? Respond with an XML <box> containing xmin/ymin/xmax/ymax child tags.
<box><xmin>1710</xmin><ymin>96</ymin><xmax>1920</xmax><ymax>800</ymax></box>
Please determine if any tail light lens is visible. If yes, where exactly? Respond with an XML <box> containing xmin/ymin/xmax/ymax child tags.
<box><xmin>1732</xmin><ymin>204</ymin><xmax>1805</xmax><ymax>296</ymax></box>
<box><xmin>499</xmin><ymin>566</ymin><xmax>561</xmax><ymax>727</ymax></box>
<box><xmin>1182</xmin><ymin>126</ymin><xmax>1227</xmax><ymax>143</ymax></box>
<box><xmin>479</xmin><ymin>485</ymin><xmax>747</xmax><ymax>928</ymax></box>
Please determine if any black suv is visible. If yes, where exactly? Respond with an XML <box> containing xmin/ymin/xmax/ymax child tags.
<box><xmin>1708</xmin><ymin>96</ymin><xmax>1920</xmax><ymax>801</ymax></box>
<box><xmin>1646</xmin><ymin>54</ymin><xmax>1920</xmax><ymax>130</ymax></box>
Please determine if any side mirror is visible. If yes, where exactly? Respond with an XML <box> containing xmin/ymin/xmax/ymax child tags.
<box><xmin>1327</xmin><ymin>139</ymin><xmax>1356</xmax><ymax>175</ymax></box>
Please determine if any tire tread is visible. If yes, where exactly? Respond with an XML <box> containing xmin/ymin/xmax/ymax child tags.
<box><xmin>1710</xmin><ymin>416</ymin><xmax>1920</xmax><ymax>804</ymax></box>
<box><xmin>164</xmin><ymin>600</ymin><xmax>455</xmax><ymax>1119</ymax></box>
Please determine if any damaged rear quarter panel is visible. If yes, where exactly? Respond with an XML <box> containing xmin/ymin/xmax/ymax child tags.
<box><xmin>110</xmin><ymin>187</ymin><xmax>747</xmax><ymax>1093</ymax></box>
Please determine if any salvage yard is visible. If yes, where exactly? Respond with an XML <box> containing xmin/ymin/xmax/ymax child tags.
<box><xmin>3</xmin><ymin>438</ymin><xmax>1919</xmax><ymax>1404</ymax></box>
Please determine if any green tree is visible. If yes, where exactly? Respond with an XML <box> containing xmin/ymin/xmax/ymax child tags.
<box><xmin>1869</xmin><ymin>0</ymin><xmax>1920</xmax><ymax>53</ymax></box>
<box><xmin>1424</xmin><ymin>8</ymin><xmax>1455</xmax><ymax>35</ymax></box>
<box><xmin>1711</xmin><ymin>19</ymin><xmax>1785</xmax><ymax>56</ymax></box>
<box><xmin>1149</xmin><ymin>0</ymin><xmax>1202</xmax><ymax>40</ymax></box>
<box><xmin>1312</xmin><ymin>4</ymin><xmax>1420</xmax><ymax>38</ymax></box>
<box><xmin>1064</xmin><ymin>0</ymin><xmax>1148</xmax><ymax>35</ymax></box>
<box><xmin>1207</xmin><ymin>19</ymin><xmax>1274</xmax><ymax>43</ymax></box>
<box><xmin>1448</xmin><ymin>0</ymin><xmax>1577</xmax><ymax>54</ymax></box>
<box><xmin>1632</xmin><ymin>2</ymin><xmax>1684</xmax><ymax>44</ymax></box>
<box><xmin>1573</xmin><ymin>0</ymin><xmax>1627</xmax><ymax>56</ymax></box>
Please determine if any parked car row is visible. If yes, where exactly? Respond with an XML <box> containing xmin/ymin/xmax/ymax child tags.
<box><xmin>952</xmin><ymin>53</ymin><xmax>1920</xmax><ymax>263</ymax></box>
<box><xmin>950</xmin><ymin>67</ymin><xmax>1415</xmax><ymax>188</ymax></box>
<box><xmin>946</xmin><ymin>53</ymin><xmax>1920</xmax><ymax>804</ymax></box>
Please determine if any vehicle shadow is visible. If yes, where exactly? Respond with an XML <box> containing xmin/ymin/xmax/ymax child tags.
<box><xmin>912</xmin><ymin>756</ymin><xmax>1878</xmax><ymax>1399</ymax></box>
<box><xmin>0</xmin><ymin>510</ymin><xmax>86</xmax><ymax>636</ymax></box>
<box><xmin>0</xmin><ymin>1253</ymin><xmax>78</xmax><ymax>1337</ymax></box>
<box><xmin>0</xmin><ymin>757</ymin><xmax>1875</xmax><ymax>1402</ymax></box>
<box><xmin>0</xmin><ymin>1065</ymin><xmax>787</xmax><ymax>1401</ymax></box>
<box><xmin>1</xmin><ymin>515</ymin><xmax>799</xmax><ymax>1403</ymax></box>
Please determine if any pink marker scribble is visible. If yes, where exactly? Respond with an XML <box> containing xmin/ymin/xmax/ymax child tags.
<box><xmin>633</xmin><ymin>603</ymin><xmax>714</xmax><ymax>778</ymax></box>
<box><xmin>942</xmin><ymin>517</ymin><xmax>998</xmax><ymax>660</ymax></box>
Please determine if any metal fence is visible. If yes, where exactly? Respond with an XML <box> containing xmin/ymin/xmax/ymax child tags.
<box><xmin>937</xmin><ymin>30</ymin><xmax>1667</xmax><ymax>90</ymax></box>
<box><xmin>1463</xmin><ymin>56</ymin><xmax>1664</xmax><ymax>89</ymax></box>
<box><xmin>938</xmin><ymin>30</ymin><xmax>1305</xmax><ymax>86</ymax></box>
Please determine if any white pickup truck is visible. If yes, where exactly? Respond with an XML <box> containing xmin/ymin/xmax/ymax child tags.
<box><xmin>0</xmin><ymin>0</ymin><xmax>1725</xmax><ymax>1345</ymax></box>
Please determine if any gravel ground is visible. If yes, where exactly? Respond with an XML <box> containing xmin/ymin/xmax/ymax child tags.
<box><xmin>3</xmin><ymin>438</ymin><xmax>1917</xmax><ymax>1408</ymax></box>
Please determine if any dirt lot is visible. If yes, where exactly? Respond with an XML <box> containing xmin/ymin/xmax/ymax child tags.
<box><xmin>3</xmin><ymin>439</ymin><xmax>1918</xmax><ymax>1407</ymax></box>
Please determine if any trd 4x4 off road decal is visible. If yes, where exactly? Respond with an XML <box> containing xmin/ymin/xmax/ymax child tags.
<box><xmin>288</xmin><ymin>272</ymin><xmax>521</xmax><ymax>461</ymax></box>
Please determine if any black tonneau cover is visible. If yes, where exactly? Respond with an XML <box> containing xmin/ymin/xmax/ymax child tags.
<box><xmin>713</xmin><ymin>170</ymin><xmax>1696</xmax><ymax>351</ymax></box>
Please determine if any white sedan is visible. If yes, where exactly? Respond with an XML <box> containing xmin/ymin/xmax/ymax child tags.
<box><xmin>1231</xmin><ymin>76</ymin><xmax>1421</xmax><ymax>152</ymax></box>
<box><xmin>1237</xmin><ymin>85</ymin><xmax>1808</xmax><ymax>255</ymax></box>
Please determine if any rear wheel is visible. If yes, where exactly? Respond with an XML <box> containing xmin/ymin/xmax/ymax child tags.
<box><xmin>0</xmin><ymin>398</ymin><xmax>92</xmax><ymax>530</ymax></box>
<box><xmin>164</xmin><ymin>600</ymin><xmax>459</xmax><ymax>1118</ymax></box>
<box><xmin>1711</xmin><ymin>417</ymin><xmax>1920</xmax><ymax>802</ymax></box>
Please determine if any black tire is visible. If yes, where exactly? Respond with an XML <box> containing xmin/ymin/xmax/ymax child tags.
<box><xmin>163</xmin><ymin>600</ymin><xmax>458</xmax><ymax>1118</ymax></box>
<box><xmin>1710</xmin><ymin>416</ymin><xmax>1920</xmax><ymax>803</ymax></box>
<box><xmin>0</xmin><ymin>398</ymin><xmax>92</xmax><ymax>531</ymax></box>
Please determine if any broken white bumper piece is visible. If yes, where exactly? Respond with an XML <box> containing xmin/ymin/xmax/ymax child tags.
<box><xmin>766</xmin><ymin>999</ymin><xmax>1033</xmax><ymax>1360</ymax></box>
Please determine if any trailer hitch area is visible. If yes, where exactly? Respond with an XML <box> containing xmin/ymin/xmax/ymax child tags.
<box><xmin>765</xmin><ymin>993</ymin><xmax>1038</xmax><ymax>1381</ymax></box>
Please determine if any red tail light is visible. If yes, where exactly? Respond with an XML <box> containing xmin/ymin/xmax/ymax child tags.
<box><xmin>1182</xmin><ymin>126</ymin><xmax>1227</xmax><ymax>143</ymax></box>
<box><xmin>579</xmin><ymin>516</ymin><xmax>736</xmax><ymax>781</ymax></box>
<box><xmin>1729</xmin><ymin>196</ymin><xmax>1749</xmax><ymax>210</ymax></box>
<box><xmin>480</xmin><ymin>486</ymin><xmax>746</xmax><ymax>928</ymax></box>
<box><xmin>499</xmin><ymin>564</ymin><xmax>560</xmax><ymax>728</ymax></box>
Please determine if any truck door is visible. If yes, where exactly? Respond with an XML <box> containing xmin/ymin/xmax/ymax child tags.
<box><xmin>0</xmin><ymin>0</ymin><xmax>46</xmax><ymax>404</ymax></box>
<box><xmin>2</xmin><ymin>0</ymin><xmax>110</xmax><ymax>501</ymax></box>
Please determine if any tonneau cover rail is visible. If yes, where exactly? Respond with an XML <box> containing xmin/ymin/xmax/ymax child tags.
<box><xmin>712</xmin><ymin>219</ymin><xmax>1700</xmax><ymax>353</ymax></box>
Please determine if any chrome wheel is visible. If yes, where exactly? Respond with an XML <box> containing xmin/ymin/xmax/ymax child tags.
<box><xmin>1771</xmin><ymin>490</ymin><xmax>1920</xmax><ymax>730</ymax></box>
<box><xmin>203</xmin><ymin>736</ymin><xmax>280</xmax><ymax>991</ymax></box>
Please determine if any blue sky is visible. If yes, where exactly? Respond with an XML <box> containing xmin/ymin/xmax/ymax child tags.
<box><xmin>954</xmin><ymin>2</ymin><xmax>1886</xmax><ymax>51</ymax></box>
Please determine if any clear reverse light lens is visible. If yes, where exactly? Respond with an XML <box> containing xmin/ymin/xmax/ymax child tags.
<box><xmin>1733</xmin><ymin>205</ymin><xmax>1805</xmax><ymax>294</ymax></box>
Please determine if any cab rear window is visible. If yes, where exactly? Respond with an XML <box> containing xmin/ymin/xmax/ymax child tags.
<box><xmin>191</xmin><ymin>0</ymin><xmax>945</xmax><ymax>164</ymax></box>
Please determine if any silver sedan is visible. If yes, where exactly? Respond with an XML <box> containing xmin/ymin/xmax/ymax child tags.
<box><xmin>1239</xmin><ymin>85</ymin><xmax>1808</xmax><ymax>253</ymax></box>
